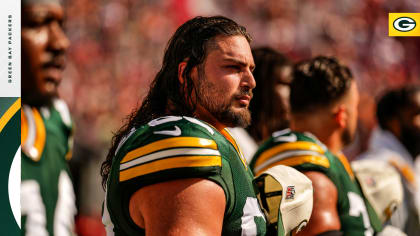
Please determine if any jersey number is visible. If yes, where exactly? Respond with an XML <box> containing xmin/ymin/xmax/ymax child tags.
<box><xmin>348</xmin><ymin>192</ymin><xmax>373</xmax><ymax>236</ymax></box>
<box><xmin>241</xmin><ymin>197</ymin><xmax>266</xmax><ymax>236</ymax></box>
<box><xmin>21</xmin><ymin>171</ymin><xmax>76</xmax><ymax>236</ymax></box>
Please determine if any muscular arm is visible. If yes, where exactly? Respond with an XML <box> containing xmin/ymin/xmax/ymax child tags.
<box><xmin>129</xmin><ymin>178</ymin><xmax>226</xmax><ymax>236</ymax></box>
<box><xmin>296</xmin><ymin>171</ymin><xmax>341</xmax><ymax>236</ymax></box>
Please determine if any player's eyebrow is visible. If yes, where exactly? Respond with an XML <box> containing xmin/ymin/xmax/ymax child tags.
<box><xmin>26</xmin><ymin>7</ymin><xmax>49</xmax><ymax>20</ymax></box>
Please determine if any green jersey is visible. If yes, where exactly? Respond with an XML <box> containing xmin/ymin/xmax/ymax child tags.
<box><xmin>21</xmin><ymin>100</ymin><xmax>77</xmax><ymax>236</ymax></box>
<box><xmin>103</xmin><ymin>116</ymin><xmax>267</xmax><ymax>236</ymax></box>
<box><xmin>251</xmin><ymin>129</ymin><xmax>381</xmax><ymax>236</ymax></box>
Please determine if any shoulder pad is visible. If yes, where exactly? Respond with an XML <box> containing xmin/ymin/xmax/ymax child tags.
<box><xmin>118</xmin><ymin>116</ymin><xmax>221</xmax><ymax>182</ymax></box>
<box><xmin>53</xmin><ymin>99</ymin><xmax>72</xmax><ymax>128</ymax></box>
<box><xmin>53</xmin><ymin>99</ymin><xmax>74</xmax><ymax>160</ymax></box>
<box><xmin>254</xmin><ymin>141</ymin><xmax>329</xmax><ymax>175</ymax></box>
<box><xmin>22</xmin><ymin>105</ymin><xmax>46</xmax><ymax>162</ymax></box>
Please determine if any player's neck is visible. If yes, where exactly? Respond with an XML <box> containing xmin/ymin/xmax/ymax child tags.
<box><xmin>323</xmin><ymin>132</ymin><xmax>344</xmax><ymax>155</ymax></box>
<box><xmin>291</xmin><ymin>117</ymin><xmax>343</xmax><ymax>154</ymax></box>
<box><xmin>194</xmin><ymin>104</ymin><xmax>226</xmax><ymax>132</ymax></box>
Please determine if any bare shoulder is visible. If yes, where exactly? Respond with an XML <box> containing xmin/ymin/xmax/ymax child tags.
<box><xmin>296</xmin><ymin>171</ymin><xmax>341</xmax><ymax>236</ymax></box>
<box><xmin>304</xmin><ymin>171</ymin><xmax>337</xmax><ymax>193</ymax></box>
<box><xmin>129</xmin><ymin>178</ymin><xmax>226</xmax><ymax>236</ymax></box>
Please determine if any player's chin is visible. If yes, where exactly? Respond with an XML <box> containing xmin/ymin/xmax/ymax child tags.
<box><xmin>43</xmin><ymin>77</ymin><xmax>61</xmax><ymax>93</ymax></box>
<box><xmin>39</xmin><ymin>85</ymin><xmax>59</xmax><ymax>104</ymax></box>
<box><xmin>23</xmin><ymin>91</ymin><xmax>56</xmax><ymax>107</ymax></box>
<box><xmin>229</xmin><ymin>107</ymin><xmax>251</xmax><ymax>128</ymax></box>
<box><xmin>41</xmin><ymin>93</ymin><xmax>57</xmax><ymax>106</ymax></box>
<box><xmin>230</xmin><ymin>105</ymin><xmax>249</xmax><ymax>117</ymax></box>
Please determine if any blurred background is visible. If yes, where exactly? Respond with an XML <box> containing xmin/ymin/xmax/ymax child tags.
<box><xmin>58</xmin><ymin>0</ymin><xmax>420</xmax><ymax>235</ymax></box>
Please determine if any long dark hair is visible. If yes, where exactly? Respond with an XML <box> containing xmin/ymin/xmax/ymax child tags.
<box><xmin>247</xmin><ymin>47</ymin><xmax>292</xmax><ymax>143</ymax></box>
<box><xmin>101</xmin><ymin>16</ymin><xmax>251</xmax><ymax>189</ymax></box>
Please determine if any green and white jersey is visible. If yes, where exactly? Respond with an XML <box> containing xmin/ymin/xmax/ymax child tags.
<box><xmin>250</xmin><ymin>129</ymin><xmax>382</xmax><ymax>236</ymax></box>
<box><xmin>21</xmin><ymin>99</ymin><xmax>77</xmax><ymax>236</ymax></box>
<box><xmin>103</xmin><ymin>116</ymin><xmax>267</xmax><ymax>236</ymax></box>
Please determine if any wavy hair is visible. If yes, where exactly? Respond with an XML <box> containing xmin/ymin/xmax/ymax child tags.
<box><xmin>247</xmin><ymin>47</ymin><xmax>292</xmax><ymax>142</ymax></box>
<box><xmin>101</xmin><ymin>16</ymin><xmax>251</xmax><ymax>188</ymax></box>
<box><xmin>291</xmin><ymin>56</ymin><xmax>353</xmax><ymax>114</ymax></box>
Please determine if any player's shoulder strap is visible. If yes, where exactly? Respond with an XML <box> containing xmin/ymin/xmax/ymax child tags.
<box><xmin>253</xmin><ymin>129</ymin><xmax>330</xmax><ymax>175</ymax></box>
<box><xmin>117</xmin><ymin>116</ymin><xmax>223</xmax><ymax>185</ymax></box>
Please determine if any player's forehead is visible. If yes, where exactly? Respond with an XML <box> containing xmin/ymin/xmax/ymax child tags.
<box><xmin>206</xmin><ymin>35</ymin><xmax>254</xmax><ymax>67</ymax></box>
<box><xmin>22</xmin><ymin>3</ymin><xmax>64</xmax><ymax>21</ymax></box>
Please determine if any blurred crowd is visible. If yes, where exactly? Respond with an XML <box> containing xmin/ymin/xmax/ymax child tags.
<box><xmin>57</xmin><ymin>0</ymin><xmax>420</xmax><ymax>234</ymax></box>
<box><xmin>61</xmin><ymin>0</ymin><xmax>420</xmax><ymax>149</ymax></box>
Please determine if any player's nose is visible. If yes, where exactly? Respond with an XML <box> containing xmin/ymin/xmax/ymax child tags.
<box><xmin>48</xmin><ymin>21</ymin><xmax>70</xmax><ymax>53</ymax></box>
<box><xmin>241</xmin><ymin>68</ymin><xmax>256</xmax><ymax>90</ymax></box>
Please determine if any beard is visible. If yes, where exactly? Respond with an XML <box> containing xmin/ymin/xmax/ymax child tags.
<box><xmin>196</xmin><ymin>71</ymin><xmax>252</xmax><ymax>128</ymax></box>
<box><xmin>400</xmin><ymin>125</ymin><xmax>420</xmax><ymax>159</ymax></box>
<box><xmin>22</xmin><ymin>90</ymin><xmax>56</xmax><ymax>108</ymax></box>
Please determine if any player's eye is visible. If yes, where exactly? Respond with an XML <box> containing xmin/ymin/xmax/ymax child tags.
<box><xmin>225</xmin><ymin>65</ymin><xmax>241</xmax><ymax>71</ymax></box>
<box><xmin>25</xmin><ymin>19</ymin><xmax>44</xmax><ymax>28</ymax></box>
<box><xmin>25</xmin><ymin>17</ymin><xmax>50</xmax><ymax>28</ymax></box>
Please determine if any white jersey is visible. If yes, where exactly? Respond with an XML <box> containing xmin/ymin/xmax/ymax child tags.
<box><xmin>357</xmin><ymin>127</ymin><xmax>420</xmax><ymax>235</ymax></box>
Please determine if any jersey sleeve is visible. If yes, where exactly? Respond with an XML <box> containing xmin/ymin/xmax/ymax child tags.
<box><xmin>252</xmin><ymin>139</ymin><xmax>330</xmax><ymax>176</ymax></box>
<box><xmin>117</xmin><ymin>117</ymin><xmax>223</xmax><ymax>188</ymax></box>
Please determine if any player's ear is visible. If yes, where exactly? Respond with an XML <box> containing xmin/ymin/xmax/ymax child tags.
<box><xmin>334</xmin><ymin>105</ymin><xmax>347</xmax><ymax>128</ymax></box>
<box><xmin>178</xmin><ymin>61</ymin><xmax>188</xmax><ymax>85</ymax></box>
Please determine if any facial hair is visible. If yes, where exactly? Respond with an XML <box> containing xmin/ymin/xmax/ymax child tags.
<box><xmin>196</xmin><ymin>69</ymin><xmax>252</xmax><ymax>128</ymax></box>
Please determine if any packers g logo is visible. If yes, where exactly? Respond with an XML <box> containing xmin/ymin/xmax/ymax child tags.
<box><xmin>393</xmin><ymin>17</ymin><xmax>416</xmax><ymax>32</ymax></box>
<box><xmin>389</xmin><ymin>13</ymin><xmax>420</xmax><ymax>36</ymax></box>
<box><xmin>0</xmin><ymin>98</ymin><xmax>21</xmax><ymax>234</ymax></box>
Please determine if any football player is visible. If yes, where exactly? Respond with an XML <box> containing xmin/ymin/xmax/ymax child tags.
<box><xmin>251</xmin><ymin>56</ymin><xmax>381</xmax><ymax>235</ymax></box>
<box><xmin>100</xmin><ymin>16</ymin><xmax>268</xmax><ymax>235</ymax></box>
<box><xmin>21</xmin><ymin>0</ymin><xmax>77</xmax><ymax>235</ymax></box>
<box><xmin>358</xmin><ymin>86</ymin><xmax>420</xmax><ymax>234</ymax></box>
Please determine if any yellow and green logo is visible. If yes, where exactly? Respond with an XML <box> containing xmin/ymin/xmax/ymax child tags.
<box><xmin>389</xmin><ymin>13</ymin><xmax>420</xmax><ymax>36</ymax></box>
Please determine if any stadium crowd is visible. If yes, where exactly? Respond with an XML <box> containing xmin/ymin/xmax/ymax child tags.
<box><xmin>53</xmin><ymin>0</ymin><xmax>420</xmax><ymax>235</ymax></box>
<box><xmin>61</xmin><ymin>0</ymin><xmax>420</xmax><ymax>148</ymax></box>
